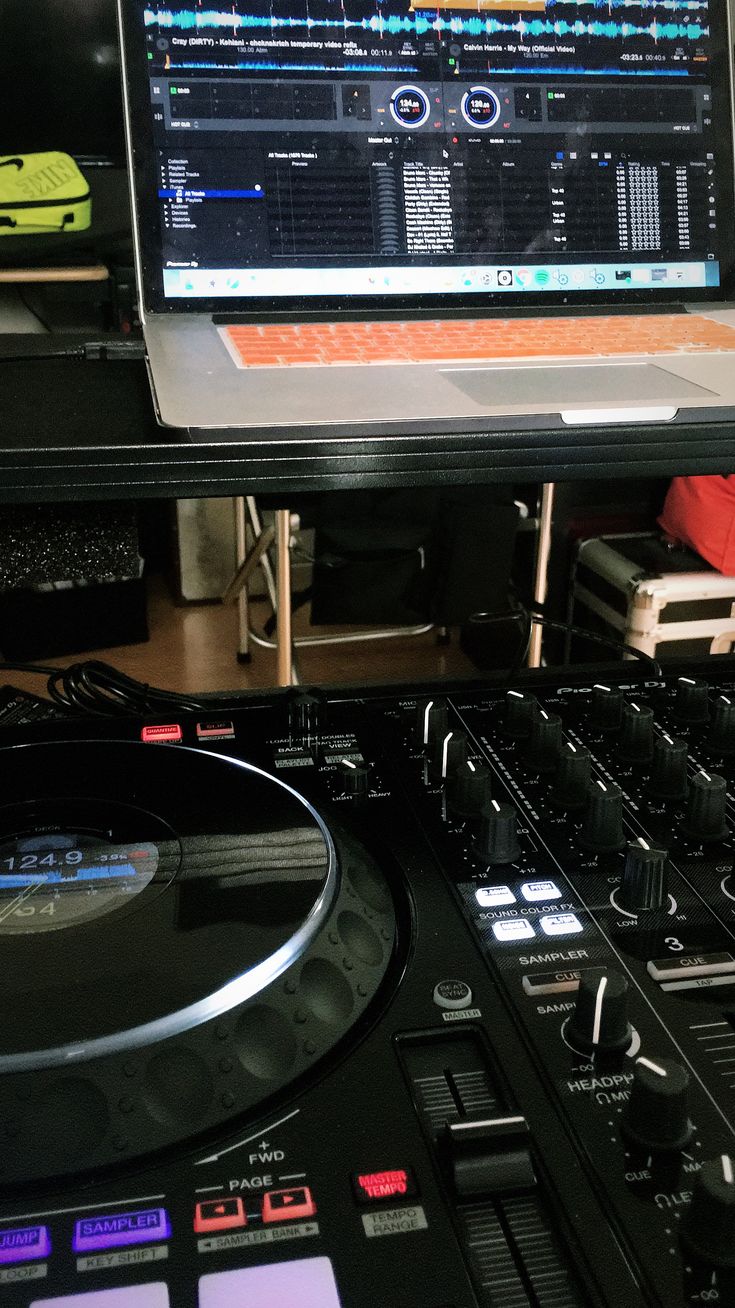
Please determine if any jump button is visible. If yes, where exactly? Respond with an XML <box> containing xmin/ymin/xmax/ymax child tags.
<box><xmin>262</xmin><ymin>1187</ymin><xmax>316</xmax><ymax>1223</ymax></box>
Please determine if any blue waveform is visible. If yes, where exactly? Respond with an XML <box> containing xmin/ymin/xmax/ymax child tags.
<box><xmin>145</xmin><ymin>6</ymin><xmax>708</xmax><ymax>39</ymax></box>
<box><xmin>173</xmin><ymin>60</ymin><xmax>418</xmax><ymax>70</ymax></box>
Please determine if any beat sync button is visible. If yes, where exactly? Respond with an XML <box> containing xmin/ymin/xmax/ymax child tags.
<box><xmin>262</xmin><ymin>1187</ymin><xmax>316</xmax><ymax>1223</ymax></box>
<box><xmin>194</xmin><ymin>1198</ymin><xmax>247</xmax><ymax>1233</ymax></box>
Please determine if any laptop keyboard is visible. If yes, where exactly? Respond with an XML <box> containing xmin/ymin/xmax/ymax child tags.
<box><xmin>222</xmin><ymin>313</ymin><xmax>735</xmax><ymax>369</ymax></box>
<box><xmin>219</xmin><ymin>317</ymin><xmax>732</xmax><ymax>374</ymax></box>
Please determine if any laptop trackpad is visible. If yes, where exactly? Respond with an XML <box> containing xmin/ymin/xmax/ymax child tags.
<box><xmin>441</xmin><ymin>362</ymin><xmax>715</xmax><ymax>407</ymax></box>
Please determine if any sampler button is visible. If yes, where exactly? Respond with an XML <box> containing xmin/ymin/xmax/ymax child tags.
<box><xmin>262</xmin><ymin>1187</ymin><xmax>316</xmax><ymax>1223</ymax></box>
<box><xmin>492</xmin><ymin>918</ymin><xmax>535</xmax><ymax>942</ymax></box>
<box><xmin>194</xmin><ymin>1197</ymin><xmax>246</xmax><ymax>1233</ymax></box>
<box><xmin>72</xmin><ymin>1207</ymin><xmax>171</xmax><ymax>1253</ymax></box>
<box><xmin>476</xmin><ymin>885</ymin><xmax>516</xmax><ymax>907</ymax></box>
<box><xmin>520</xmin><ymin>880</ymin><xmax>562</xmax><ymax>902</ymax></box>
<box><xmin>0</xmin><ymin>1224</ymin><xmax>51</xmax><ymax>1264</ymax></box>
<box><xmin>540</xmin><ymin>913</ymin><xmax>583</xmax><ymax>937</ymax></box>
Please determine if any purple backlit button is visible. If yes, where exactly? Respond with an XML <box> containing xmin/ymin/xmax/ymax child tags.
<box><xmin>73</xmin><ymin>1208</ymin><xmax>170</xmax><ymax>1254</ymax></box>
<box><xmin>31</xmin><ymin>1286</ymin><xmax>170</xmax><ymax>1306</ymax></box>
<box><xmin>0</xmin><ymin>1225</ymin><xmax>51</xmax><ymax>1264</ymax></box>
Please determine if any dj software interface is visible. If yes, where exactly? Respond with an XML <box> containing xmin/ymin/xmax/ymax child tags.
<box><xmin>140</xmin><ymin>0</ymin><xmax>726</xmax><ymax>297</ymax></box>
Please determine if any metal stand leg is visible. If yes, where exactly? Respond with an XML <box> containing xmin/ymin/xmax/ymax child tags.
<box><xmin>276</xmin><ymin>509</ymin><xmax>294</xmax><ymax>687</ymax></box>
<box><xmin>234</xmin><ymin>497</ymin><xmax>251</xmax><ymax>662</ymax></box>
<box><xmin>527</xmin><ymin>482</ymin><xmax>556</xmax><ymax>669</ymax></box>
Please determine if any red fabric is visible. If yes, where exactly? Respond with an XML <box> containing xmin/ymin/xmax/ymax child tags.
<box><xmin>658</xmin><ymin>476</ymin><xmax>735</xmax><ymax>574</ymax></box>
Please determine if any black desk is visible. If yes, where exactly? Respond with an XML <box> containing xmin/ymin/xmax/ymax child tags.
<box><xmin>2</xmin><ymin>341</ymin><xmax>735</xmax><ymax>502</ymax></box>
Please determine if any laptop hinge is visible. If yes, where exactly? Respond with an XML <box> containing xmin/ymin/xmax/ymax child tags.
<box><xmin>213</xmin><ymin>303</ymin><xmax>687</xmax><ymax>326</ymax></box>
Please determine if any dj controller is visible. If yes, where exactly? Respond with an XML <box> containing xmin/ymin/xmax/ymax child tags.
<box><xmin>3</xmin><ymin>663</ymin><xmax>735</xmax><ymax>1307</ymax></box>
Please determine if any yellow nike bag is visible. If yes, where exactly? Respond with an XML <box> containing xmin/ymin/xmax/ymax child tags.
<box><xmin>0</xmin><ymin>152</ymin><xmax>91</xmax><ymax>235</ymax></box>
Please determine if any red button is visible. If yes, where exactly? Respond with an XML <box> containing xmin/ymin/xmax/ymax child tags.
<box><xmin>262</xmin><ymin>1187</ymin><xmax>316</xmax><ymax>1223</ymax></box>
<box><xmin>194</xmin><ymin>1198</ymin><xmax>247</xmax><ymax>1233</ymax></box>
<box><xmin>141</xmin><ymin>724</ymin><xmax>183</xmax><ymax>744</ymax></box>
<box><xmin>353</xmin><ymin>1167</ymin><xmax>417</xmax><ymax>1204</ymax></box>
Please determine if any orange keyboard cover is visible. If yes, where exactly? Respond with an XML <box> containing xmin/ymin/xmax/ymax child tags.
<box><xmin>221</xmin><ymin>314</ymin><xmax>735</xmax><ymax>369</ymax></box>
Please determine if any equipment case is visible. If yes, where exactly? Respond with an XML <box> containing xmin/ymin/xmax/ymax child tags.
<box><xmin>570</xmin><ymin>531</ymin><xmax>735</xmax><ymax>659</ymax></box>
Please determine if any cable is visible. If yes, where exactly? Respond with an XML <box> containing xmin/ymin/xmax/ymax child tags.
<box><xmin>0</xmin><ymin>659</ymin><xmax>209</xmax><ymax>718</ymax></box>
<box><xmin>467</xmin><ymin>604</ymin><xmax>662</xmax><ymax>681</ymax></box>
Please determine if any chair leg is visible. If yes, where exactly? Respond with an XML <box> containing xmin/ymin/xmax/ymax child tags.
<box><xmin>276</xmin><ymin>508</ymin><xmax>295</xmax><ymax>686</ymax></box>
<box><xmin>234</xmin><ymin>497</ymin><xmax>250</xmax><ymax>662</ymax></box>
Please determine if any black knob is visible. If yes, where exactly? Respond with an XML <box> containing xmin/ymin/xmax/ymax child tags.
<box><xmin>622</xmin><ymin>1055</ymin><xmax>692</xmax><ymax>1152</ymax></box>
<box><xmin>709</xmin><ymin>695</ymin><xmax>735</xmax><ymax>757</ymax></box>
<box><xmin>566</xmin><ymin>967</ymin><xmax>632</xmax><ymax>1054</ymax></box>
<box><xmin>551</xmin><ymin>742</ymin><xmax>592</xmax><ymax>810</ymax></box>
<box><xmin>647</xmin><ymin>734</ymin><xmax>689</xmax><ymax>802</ymax></box>
<box><xmin>475</xmin><ymin>800</ymin><xmax>521</xmax><ymax>865</ymax></box>
<box><xmin>337</xmin><ymin>757</ymin><xmax>370</xmax><ymax>799</ymax></box>
<box><xmin>289</xmin><ymin>692</ymin><xmax>322</xmax><ymax>743</ymax></box>
<box><xmin>448</xmin><ymin>760</ymin><xmax>492</xmax><ymax>817</ymax></box>
<box><xmin>619</xmin><ymin>839</ymin><xmax>668</xmax><ymax>913</ymax></box>
<box><xmin>617</xmin><ymin>702</ymin><xmax>655</xmax><ymax>765</ymax></box>
<box><xmin>579</xmin><ymin>781</ymin><xmax>626</xmax><ymax>854</ymax></box>
<box><xmin>416</xmin><ymin>697</ymin><xmax>449</xmax><ymax>751</ymax></box>
<box><xmin>681</xmin><ymin>1155</ymin><xmax>735</xmax><ymax>1268</ymax></box>
<box><xmin>527</xmin><ymin>710</ymin><xmax>562</xmax><ymax>774</ymax></box>
<box><xmin>591</xmin><ymin>683</ymin><xmax>623</xmax><ymax>732</ymax></box>
<box><xmin>680</xmin><ymin>770</ymin><xmax>729</xmax><ymax>842</ymax></box>
<box><xmin>430</xmin><ymin>729</ymin><xmax>468</xmax><ymax>783</ymax></box>
<box><xmin>502</xmin><ymin>691</ymin><xmax>538</xmax><ymax>740</ymax></box>
<box><xmin>673</xmin><ymin>676</ymin><xmax>710</xmax><ymax>726</ymax></box>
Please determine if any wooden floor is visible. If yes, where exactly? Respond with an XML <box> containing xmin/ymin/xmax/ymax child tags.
<box><xmin>6</xmin><ymin>575</ymin><xmax>480</xmax><ymax>701</ymax></box>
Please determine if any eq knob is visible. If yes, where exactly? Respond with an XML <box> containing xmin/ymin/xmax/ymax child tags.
<box><xmin>527</xmin><ymin>710</ymin><xmax>562</xmax><ymax>774</ymax></box>
<box><xmin>448</xmin><ymin>760</ymin><xmax>492</xmax><ymax>817</ymax></box>
<box><xmin>673</xmin><ymin>676</ymin><xmax>710</xmax><ymax>726</ymax></box>
<box><xmin>617</xmin><ymin>702</ymin><xmax>654</xmax><ymax>765</ymax></box>
<box><xmin>502</xmin><ymin>691</ymin><xmax>538</xmax><ymax>740</ymax></box>
<box><xmin>591</xmin><ymin>683</ymin><xmax>623</xmax><ymax>732</ymax></box>
<box><xmin>709</xmin><ymin>695</ymin><xmax>735</xmax><ymax>757</ymax></box>
<box><xmin>416</xmin><ymin>697</ymin><xmax>449</xmax><ymax>751</ymax></box>
<box><xmin>619</xmin><ymin>838</ymin><xmax>669</xmax><ymax>913</ymax></box>
<box><xmin>337</xmin><ymin>757</ymin><xmax>370</xmax><ymax>800</ymax></box>
<box><xmin>647</xmin><ymin>734</ymin><xmax>689</xmax><ymax>802</ymax></box>
<box><xmin>681</xmin><ymin>1155</ymin><xmax>735</xmax><ymax>1268</ymax></box>
<box><xmin>551</xmin><ymin>742</ymin><xmax>591</xmax><ymax>810</ymax></box>
<box><xmin>475</xmin><ymin>800</ymin><xmax>521</xmax><ymax>866</ymax></box>
<box><xmin>680</xmin><ymin>770</ymin><xmax>729</xmax><ymax>842</ymax></box>
<box><xmin>622</xmin><ymin>1055</ymin><xmax>692</xmax><ymax>1152</ymax></box>
<box><xmin>579</xmin><ymin>781</ymin><xmax>626</xmax><ymax>854</ymax></box>
<box><xmin>566</xmin><ymin>967</ymin><xmax>632</xmax><ymax>1055</ymax></box>
<box><xmin>430</xmin><ymin>729</ymin><xmax>468</xmax><ymax>783</ymax></box>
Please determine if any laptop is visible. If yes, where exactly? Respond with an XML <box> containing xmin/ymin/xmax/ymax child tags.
<box><xmin>117</xmin><ymin>0</ymin><xmax>735</xmax><ymax>434</ymax></box>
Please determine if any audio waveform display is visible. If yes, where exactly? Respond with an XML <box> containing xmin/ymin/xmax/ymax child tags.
<box><xmin>173</xmin><ymin>60</ymin><xmax>420</xmax><ymax>70</ymax></box>
<box><xmin>145</xmin><ymin>8</ymin><xmax>707</xmax><ymax>40</ymax></box>
<box><xmin>485</xmin><ymin>61</ymin><xmax>690</xmax><ymax>69</ymax></box>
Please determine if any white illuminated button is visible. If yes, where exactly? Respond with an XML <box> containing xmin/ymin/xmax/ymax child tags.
<box><xmin>539</xmin><ymin>913</ymin><xmax>583</xmax><ymax>937</ymax></box>
<box><xmin>520</xmin><ymin>880</ymin><xmax>562</xmax><ymax>903</ymax></box>
<box><xmin>199</xmin><ymin>1258</ymin><xmax>343</xmax><ymax>1307</ymax></box>
<box><xmin>31</xmin><ymin>1287</ymin><xmax>170</xmax><ymax>1306</ymax></box>
<box><xmin>492</xmin><ymin>919</ymin><xmax>536</xmax><ymax>942</ymax></box>
<box><xmin>476</xmin><ymin>885</ymin><xmax>516</xmax><ymax>907</ymax></box>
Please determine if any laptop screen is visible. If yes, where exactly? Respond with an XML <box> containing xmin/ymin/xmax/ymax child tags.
<box><xmin>120</xmin><ymin>0</ymin><xmax>735</xmax><ymax>310</ymax></box>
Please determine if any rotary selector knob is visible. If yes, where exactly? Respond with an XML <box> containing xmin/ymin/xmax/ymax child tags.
<box><xmin>709</xmin><ymin>695</ymin><xmax>735</xmax><ymax>757</ymax></box>
<box><xmin>475</xmin><ymin>800</ymin><xmax>521</xmax><ymax>865</ymax></box>
<box><xmin>566</xmin><ymin>967</ymin><xmax>632</xmax><ymax>1055</ymax></box>
<box><xmin>430</xmin><ymin>729</ymin><xmax>468</xmax><ymax>783</ymax></box>
<box><xmin>673</xmin><ymin>676</ymin><xmax>710</xmax><ymax>726</ymax></box>
<box><xmin>681</xmin><ymin>1155</ymin><xmax>735</xmax><ymax>1268</ymax></box>
<box><xmin>337</xmin><ymin>757</ymin><xmax>370</xmax><ymax>799</ymax></box>
<box><xmin>551</xmin><ymin>742</ymin><xmax>591</xmax><ymax>810</ymax></box>
<box><xmin>622</xmin><ymin>1055</ymin><xmax>692</xmax><ymax>1152</ymax></box>
<box><xmin>502</xmin><ymin>691</ymin><xmax>538</xmax><ymax>740</ymax></box>
<box><xmin>579</xmin><ymin>780</ymin><xmax>626</xmax><ymax>854</ymax></box>
<box><xmin>680</xmin><ymin>770</ymin><xmax>729</xmax><ymax>842</ymax></box>
<box><xmin>619</xmin><ymin>838</ymin><xmax>668</xmax><ymax>914</ymax></box>
<box><xmin>647</xmin><ymin>734</ymin><xmax>688</xmax><ymax>802</ymax></box>
<box><xmin>617</xmin><ymin>702</ymin><xmax>654</xmax><ymax>765</ymax></box>
<box><xmin>448</xmin><ymin>760</ymin><xmax>492</xmax><ymax>817</ymax></box>
<box><xmin>416</xmin><ymin>697</ymin><xmax>449</xmax><ymax>751</ymax></box>
<box><xmin>527</xmin><ymin>710</ymin><xmax>562</xmax><ymax>774</ymax></box>
<box><xmin>591</xmin><ymin>683</ymin><xmax>623</xmax><ymax>732</ymax></box>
